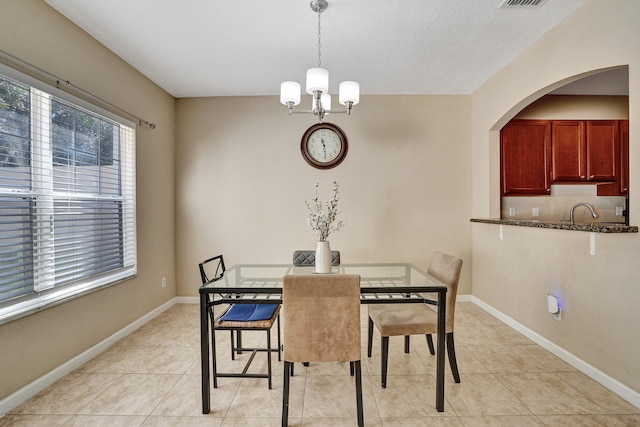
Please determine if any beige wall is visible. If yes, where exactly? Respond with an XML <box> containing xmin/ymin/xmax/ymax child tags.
<box><xmin>471</xmin><ymin>0</ymin><xmax>640</xmax><ymax>398</ymax></box>
<box><xmin>175</xmin><ymin>95</ymin><xmax>472</xmax><ymax>296</ymax></box>
<box><xmin>0</xmin><ymin>0</ymin><xmax>176</xmax><ymax>400</ymax></box>
<box><xmin>516</xmin><ymin>94</ymin><xmax>628</xmax><ymax>120</ymax></box>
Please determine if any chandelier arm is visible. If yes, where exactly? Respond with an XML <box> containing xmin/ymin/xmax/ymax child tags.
<box><xmin>288</xmin><ymin>109</ymin><xmax>316</xmax><ymax>115</ymax></box>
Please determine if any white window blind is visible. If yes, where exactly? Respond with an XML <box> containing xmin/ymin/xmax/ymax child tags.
<box><xmin>0</xmin><ymin>70</ymin><xmax>136</xmax><ymax>324</ymax></box>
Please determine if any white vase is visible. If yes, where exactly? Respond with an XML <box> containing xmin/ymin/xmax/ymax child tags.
<box><xmin>315</xmin><ymin>241</ymin><xmax>332</xmax><ymax>274</ymax></box>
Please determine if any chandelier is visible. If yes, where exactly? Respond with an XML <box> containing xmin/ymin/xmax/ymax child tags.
<box><xmin>279</xmin><ymin>0</ymin><xmax>360</xmax><ymax>121</ymax></box>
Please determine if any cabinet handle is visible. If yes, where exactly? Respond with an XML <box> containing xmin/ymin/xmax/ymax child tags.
<box><xmin>589</xmin><ymin>175</ymin><xmax>594</xmax><ymax>179</ymax></box>
<box><xmin>580</xmin><ymin>175</ymin><xmax>586</xmax><ymax>179</ymax></box>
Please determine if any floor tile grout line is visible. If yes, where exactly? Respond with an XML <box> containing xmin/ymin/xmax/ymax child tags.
<box><xmin>72</xmin><ymin>371</ymin><xmax>126</xmax><ymax>418</ymax></box>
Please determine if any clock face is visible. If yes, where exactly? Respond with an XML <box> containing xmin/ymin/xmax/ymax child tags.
<box><xmin>307</xmin><ymin>129</ymin><xmax>341</xmax><ymax>162</ymax></box>
<box><xmin>300</xmin><ymin>123</ymin><xmax>348</xmax><ymax>169</ymax></box>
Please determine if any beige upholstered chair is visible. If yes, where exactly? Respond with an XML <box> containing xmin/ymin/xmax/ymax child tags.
<box><xmin>367</xmin><ymin>251</ymin><xmax>463</xmax><ymax>388</ymax></box>
<box><xmin>281</xmin><ymin>274</ymin><xmax>363</xmax><ymax>427</ymax></box>
<box><xmin>199</xmin><ymin>255</ymin><xmax>281</xmax><ymax>389</ymax></box>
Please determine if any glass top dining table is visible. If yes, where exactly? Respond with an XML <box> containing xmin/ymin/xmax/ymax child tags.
<box><xmin>199</xmin><ymin>263</ymin><xmax>448</xmax><ymax>414</ymax></box>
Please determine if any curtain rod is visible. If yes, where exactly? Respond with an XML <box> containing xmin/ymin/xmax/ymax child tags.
<box><xmin>0</xmin><ymin>48</ymin><xmax>156</xmax><ymax>129</ymax></box>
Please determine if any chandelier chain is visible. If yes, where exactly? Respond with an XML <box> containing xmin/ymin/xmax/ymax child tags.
<box><xmin>317</xmin><ymin>4</ymin><xmax>322</xmax><ymax>67</ymax></box>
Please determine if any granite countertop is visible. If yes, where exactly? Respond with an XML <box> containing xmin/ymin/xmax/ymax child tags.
<box><xmin>470</xmin><ymin>218</ymin><xmax>638</xmax><ymax>233</ymax></box>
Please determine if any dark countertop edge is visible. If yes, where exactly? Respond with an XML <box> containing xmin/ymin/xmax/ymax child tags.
<box><xmin>470</xmin><ymin>218</ymin><xmax>638</xmax><ymax>233</ymax></box>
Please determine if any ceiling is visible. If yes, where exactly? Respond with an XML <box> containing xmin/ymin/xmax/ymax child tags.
<box><xmin>44</xmin><ymin>0</ymin><xmax>624</xmax><ymax>99</ymax></box>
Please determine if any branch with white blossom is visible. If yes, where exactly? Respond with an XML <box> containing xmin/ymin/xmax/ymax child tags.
<box><xmin>305</xmin><ymin>181</ymin><xmax>345</xmax><ymax>242</ymax></box>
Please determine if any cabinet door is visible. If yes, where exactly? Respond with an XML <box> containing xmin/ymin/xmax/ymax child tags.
<box><xmin>586</xmin><ymin>120</ymin><xmax>618</xmax><ymax>181</ymax></box>
<box><xmin>551</xmin><ymin>121</ymin><xmax>586</xmax><ymax>182</ymax></box>
<box><xmin>500</xmin><ymin>120</ymin><xmax>551</xmax><ymax>196</ymax></box>
<box><xmin>620</xmin><ymin>120</ymin><xmax>629</xmax><ymax>195</ymax></box>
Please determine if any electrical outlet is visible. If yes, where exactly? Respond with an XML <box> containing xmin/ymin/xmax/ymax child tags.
<box><xmin>616</xmin><ymin>206</ymin><xmax>624</xmax><ymax>216</ymax></box>
<box><xmin>509</xmin><ymin>207</ymin><xmax>516</xmax><ymax>217</ymax></box>
<box><xmin>532</xmin><ymin>207</ymin><xmax>539</xmax><ymax>217</ymax></box>
<box><xmin>554</xmin><ymin>308</ymin><xmax>562</xmax><ymax>321</ymax></box>
<box><xmin>162</xmin><ymin>277</ymin><xmax>166</xmax><ymax>288</ymax></box>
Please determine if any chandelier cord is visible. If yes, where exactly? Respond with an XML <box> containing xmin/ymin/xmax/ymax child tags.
<box><xmin>317</xmin><ymin>3</ymin><xmax>322</xmax><ymax>68</ymax></box>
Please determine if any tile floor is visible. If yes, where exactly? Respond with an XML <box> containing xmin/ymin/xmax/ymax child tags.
<box><xmin>2</xmin><ymin>302</ymin><xmax>639</xmax><ymax>426</ymax></box>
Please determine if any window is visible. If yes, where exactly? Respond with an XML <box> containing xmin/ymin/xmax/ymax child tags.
<box><xmin>0</xmin><ymin>69</ymin><xmax>136</xmax><ymax>324</ymax></box>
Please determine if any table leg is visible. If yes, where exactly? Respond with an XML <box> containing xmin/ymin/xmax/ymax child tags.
<box><xmin>200</xmin><ymin>293</ymin><xmax>210</xmax><ymax>414</ymax></box>
<box><xmin>436</xmin><ymin>289</ymin><xmax>446</xmax><ymax>412</ymax></box>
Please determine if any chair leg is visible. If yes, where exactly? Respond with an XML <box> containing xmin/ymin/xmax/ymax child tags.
<box><xmin>367</xmin><ymin>317</ymin><xmax>374</xmax><ymax>357</ymax></box>
<box><xmin>277</xmin><ymin>315</ymin><xmax>282</xmax><ymax>361</ymax></box>
<box><xmin>212</xmin><ymin>325</ymin><xmax>218</xmax><ymax>388</ymax></box>
<box><xmin>236</xmin><ymin>330</ymin><xmax>243</xmax><ymax>354</ymax></box>
<box><xmin>208</xmin><ymin>306</ymin><xmax>219</xmax><ymax>389</ymax></box>
<box><xmin>426</xmin><ymin>334</ymin><xmax>435</xmax><ymax>355</ymax></box>
<box><xmin>230</xmin><ymin>331</ymin><xmax>235</xmax><ymax>360</ymax></box>
<box><xmin>354</xmin><ymin>360</ymin><xmax>364</xmax><ymax>427</ymax></box>
<box><xmin>267</xmin><ymin>329</ymin><xmax>273</xmax><ymax>389</ymax></box>
<box><xmin>446</xmin><ymin>332</ymin><xmax>461</xmax><ymax>383</ymax></box>
<box><xmin>381</xmin><ymin>336</ymin><xmax>389</xmax><ymax>388</ymax></box>
<box><xmin>282</xmin><ymin>361</ymin><xmax>291</xmax><ymax>427</ymax></box>
<box><xmin>404</xmin><ymin>335</ymin><xmax>410</xmax><ymax>353</ymax></box>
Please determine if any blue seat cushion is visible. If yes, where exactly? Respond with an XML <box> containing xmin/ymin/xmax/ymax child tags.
<box><xmin>220</xmin><ymin>303</ymin><xmax>279</xmax><ymax>322</ymax></box>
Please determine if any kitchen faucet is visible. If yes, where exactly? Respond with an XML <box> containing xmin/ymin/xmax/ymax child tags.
<box><xmin>569</xmin><ymin>202</ymin><xmax>598</xmax><ymax>225</ymax></box>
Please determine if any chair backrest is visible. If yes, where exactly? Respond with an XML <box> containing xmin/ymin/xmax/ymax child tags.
<box><xmin>292</xmin><ymin>250</ymin><xmax>341</xmax><ymax>266</ymax></box>
<box><xmin>199</xmin><ymin>255</ymin><xmax>226</xmax><ymax>285</ymax></box>
<box><xmin>427</xmin><ymin>251</ymin><xmax>463</xmax><ymax>333</ymax></box>
<box><xmin>282</xmin><ymin>274</ymin><xmax>360</xmax><ymax>363</ymax></box>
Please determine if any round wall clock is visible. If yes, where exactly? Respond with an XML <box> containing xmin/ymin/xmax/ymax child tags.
<box><xmin>300</xmin><ymin>122</ymin><xmax>348</xmax><ymax>169</ymax></box>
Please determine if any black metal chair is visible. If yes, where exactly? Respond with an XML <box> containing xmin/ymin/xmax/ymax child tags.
<box><xmin>292</xmin><ymin>250</ymin><xmax>341</xmax><ymax>266</ymax></box>
<box><xmin>199</xmin><ymin>255</ymin><xmax>281</xmax><ymax>389</ymax></box>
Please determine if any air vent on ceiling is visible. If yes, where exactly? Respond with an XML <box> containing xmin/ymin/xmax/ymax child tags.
<box><xmin>499</xmin><ymin>0</ymin><xmax>548</xmax><ymax>8</ymax></box>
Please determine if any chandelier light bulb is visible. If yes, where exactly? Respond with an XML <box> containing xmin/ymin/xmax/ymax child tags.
<box><xmin>306</xmin><ymin>68</ymin><xmax>329</xmax><ymax>94</ymax></box>
<box><xmin>280</xmin><ymin>81</ymin><xmax>301</xmax><ymax>105</ymax></box>
<box><xmin>321</xmin><ymin>93</ymin><xmax>332</xmax><ymax>112</ymax></box>
<box><xmin>339</xmin><ymin>81</ymin><xmax>360</xmax><ymax>105</ymax></box>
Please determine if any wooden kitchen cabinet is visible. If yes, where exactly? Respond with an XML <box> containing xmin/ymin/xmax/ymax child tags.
<box><xmin>551</xmin><ymin>120</ymin><xmax>585</xmax><ymax>182</ymax></box>
<box><xmin>500</xmin><ymin>120</ymin><xmax>551</xmax><ymax>196</ymax></box>
<box><xmin>551</xmin><ymin>120</ymin><xmax>619</xmax><ymax>183</ymax></box>
<box><xmin>586</xmin><ymin>120</ymin><xmax>619</xmax><ymax>182</ymax></box>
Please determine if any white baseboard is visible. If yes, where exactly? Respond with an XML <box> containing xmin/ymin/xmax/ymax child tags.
<box><xmin>471</xmin><ymin>296</ymin><xmax>640</xmax><ymax>409</ymax></box>
<box><xmin>175</xmin><ymin>296</ymin><xmax>199</xmax><ymax>304</ymax></box>
<box><xmin>0</xmin><ymin>298</ymin><xmax>177</xmax><ymax>416</ymax></box>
